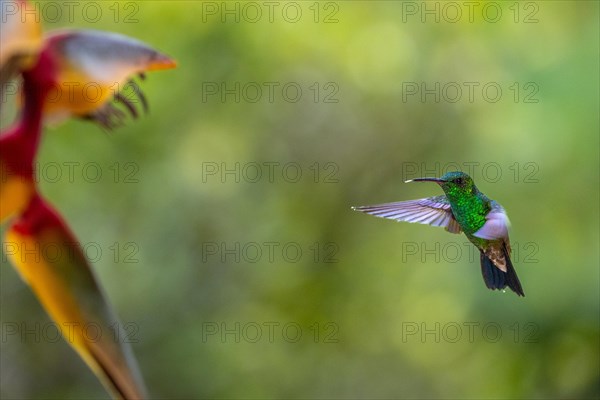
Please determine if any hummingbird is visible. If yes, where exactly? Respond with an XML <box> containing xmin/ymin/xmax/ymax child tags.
<box><xmin>352</xmin><ymin>171</ymin><xmax>525</xmax><ymax>296</ymax></box>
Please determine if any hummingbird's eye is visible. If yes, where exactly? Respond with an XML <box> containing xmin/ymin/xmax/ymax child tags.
<box><xmin>455</xmin><ymin>178</ymin><xmax>464</xmax><ymax>185</ymax></box>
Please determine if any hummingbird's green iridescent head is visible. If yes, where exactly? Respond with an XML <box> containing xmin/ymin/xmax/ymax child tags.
<box><xmin>407</xmin><ymin>171</ymin><xmax>479</xmax><ymax>201</ymax></box>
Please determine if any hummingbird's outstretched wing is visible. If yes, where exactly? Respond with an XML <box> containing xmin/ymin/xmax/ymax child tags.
<box><xmin>352</xmin><ymin>195</ymin><xmax>462</xmax><ymax>234</ymax></box>
<box><xmin>5</xmin><ymin>194</ymin><xmax>148</xmax><ymax>399</ymax></box>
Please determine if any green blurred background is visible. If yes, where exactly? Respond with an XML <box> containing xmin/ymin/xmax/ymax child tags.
<box><xmin>1</xmin><ymin>1</ymin><xmax>599</xmax><ymax>398</ymax></box>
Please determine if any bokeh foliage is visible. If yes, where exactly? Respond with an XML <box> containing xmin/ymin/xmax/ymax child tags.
<box><xmin>1</xmin><ymin>1</ymin><xmax>598</xmax><ymax>398</ymax></box>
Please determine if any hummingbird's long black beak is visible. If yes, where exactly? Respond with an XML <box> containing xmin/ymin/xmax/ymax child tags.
<box><xmin>405</xmin><ymin>177</ymin><xmax>446</xmax><ymax>184</ymax></box>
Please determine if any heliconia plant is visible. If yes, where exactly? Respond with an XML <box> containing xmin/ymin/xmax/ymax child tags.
<box><xmin>1</xmin><ymin>1</ymin><xmax>176</xmax><ymax>398</ymax></box>
<box><xmin>0</xmin><ymin>0</ymin><xmax>42</xmax><ymax>88</ymax></box>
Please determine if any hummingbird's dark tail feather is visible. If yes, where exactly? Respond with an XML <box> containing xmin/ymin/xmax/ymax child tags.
<box><xmin>502</xmin><ymin>243</ymin><xmax>525</xmax><ymax>297</ymax></box>
<box><xmin>479</xmin><ymin>247</ymin><xmax>525</xmax><ymax>297</ymax></box>
<box><xmin>480</xmin><ymin>252</ymin><xmax>505</xmax><ymax>290</ymax></box>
